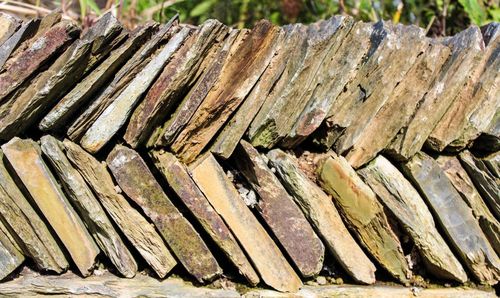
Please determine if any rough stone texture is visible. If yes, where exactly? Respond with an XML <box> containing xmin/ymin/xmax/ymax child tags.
<box><xmin>234</xmin><ymin>140</ymin><xmax>324</xmax><ymax>278</ymax></box>
<box><xmin>149</xmin><ymin>150</ymin><xmax>259</xmax><ymax>285</ymax></box>
<box><xmin>0</xmin><ymin>19</ymin><xmax>40</xmax><ymax>69</ymax></box>
<box><xmin>358</xmin><ymin>156</ymin><xmax>467</xmax><ymax>282</ymax></box>
<box><xmin>437</xmin><ymin>155</ymin><xmax>500</xmax><ymax>255</ymax></box>
<box><xmin>345</xmin><ymin>41</ymin><xmax>450</xmax><ymax>168</ymax></box>
<box><xmin>107</xmin><ymin>146</ymin><xmax>221</xmax><ymax>283</ymax></box>
<box><xmin>39</xmin><ymin>25</ymin><xmax>155</xmax><ymax>132</ymax></box>
<box><xmin>0</xmin><ymin>21</ymin><xmax>79</xmax><ymax>103</ymax></box>
<box><xmin>458</xmin><ymin>150</ymin><xmax>500</xmax><ymax>220</ymax></box>
<box><xmin>79</xmin><ymin>26</ymin><xmax>191</xmax><ymax>153</ymax></box>
<box><xmin>66</xmin><ymin>17</ymin><xmax>179</xmax><ymax>140</ymax></box>
<box><xmin>190</xmin><ymin>153</ymin><xmax>302</xmax><ymax>292</ymax></box>
<box><xmin>40</xmin><ymin>136</ymin><xmax>138</xmax><ymax>278</ymax></box>
<box><xmin>401</xmin><ymin>151</ymin><xmax>500</xmax><ymax>284</ymax></box>
<box><xmin>0</xmin><ymin>13</ymin><xmax>20</xmax><ymax>46</ymax></box>
<box><xmin>388</xmin><ymin>26</ymin><xmax>484</xmax><ymax>160</ymax></box>
<box><xmin>124</xmin><ymin>20</ymin><xmax>228</xmax><ymax>148</ymax></box>
<box><xmin>0</xmin><ymin>219</ymin><xmax>24</xmax><ymax>281</ymax></box>
<box><xmin>170</xmin><ymin>20</ymin><xmax>279</xmax><ymax>163</ymax></box>
<box><xmin>483</xmin><ymin>151</ymin><xmax>500</xmax><ymax>178</ymax></box>
<box><xmin>266</xmin><ymin>149</ymin><xmax>376</xmax><ymax>284</ymax></box>
<box><xmin>2</xmin><ymin>138</ymin><xmax>98</xmax><ymax>277</ymax></box>
<box><xmin>63</xmin><ymin>140</ymin><xmax>174</xmax><ymax>279</ymax></box>
<box><xmin>317</xmin><ymin>153</ymin><xmax>410</xmax><ymax>283</ymax></box>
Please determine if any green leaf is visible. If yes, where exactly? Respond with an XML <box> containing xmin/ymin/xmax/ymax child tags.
<box><xmin>190</xmin><ymin>0</ymin><xmax>215</xmax><ymax>17</ymax></box>
<box><xmin>488</xmin><ymin>6</ymin><xmax>500</xmax><ymax>22</ymax></box>
<box><xmin>458</xmin><ymin>0</ymin><xmax>487</xmax><ymax>25</ymax></box>
<box><xmin>85</xmin><ymin>0</ymin><xmax>102</xmax><ymax>15</ymax></box>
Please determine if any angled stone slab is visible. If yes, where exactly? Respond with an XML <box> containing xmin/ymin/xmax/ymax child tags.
<box><xmin>266</xmin><ymin>149</ymin><xmax>376</xmax><ymax>284</ymax></box>
<box><xmin>0</xmin><ymin>219</ymin><xmax>24</xmax><ymax>281</ymax></box>
<box><xmin>79</xmin><ymin>26</ymin><xmax>191</xmax><ymax>153</ymax></box>
<box><xmin>66</xmin><ymin>17</ymin><xmax>178</xmax><ymax>141</ymax></box>
<box><xmin>2</xmin><ymin>138</ymin><xmax>98</xmax><ymax>277</ymax></box>
<box><xmin>248</xmin><ymin>17</ymin><xmax>348</xmax><ymax>149</ymax></box>
<box><xmin>0</xmin><ymin>21</ymin><xmax>79</xmax><ymax>103</ymax></box>
<box><xmin>0</xmin><ymin>13</ymin><xmax>21</xmax><ymax>46</ymax></box>
<box><xmin>149</xmin><ymin>149</ymin><xmax>259</xmax><ymax>285</ymax></box>
<box><xmin>345</xmin><ymin>41</ymin><xmax>450</xmax><ymax>169</ymax></box>
<box><xmin>483</xmin><ymin>152</ymin><xmax>500</xmax><ymax>179</ymax></box>
<box><xmin>39</xmin><ymin>25</ymin><xmax>155</xmax><ymax>132</ymax></box>
<box><xmin>459</xmin><ymin>151</ymin><xmax>500</xmax><ymax>221</ymax></box>
<box><xmin>161</xmin><ymin>29</ymin><xmax>239</xmax><ymax>148</ymax></box>
<box><xmin>358</xmin><ymin>156</ymin><xmax>467</xmax><ymax>282</ymax></box>
<box><xmin>190</xmin><ymin>153</ymin><xmax>302</xmax><ymax>292</ymax></box>
<box><xmin>233</xmin><ymin>140</ymin><xmax>324</xmax><ymax>278</ymax></box>
<box><xmin>40</xmin><ymin>136</ymin><xmax>137</xmax><ymax>278</ymax></box>
<box><xmin>283</xmin><ymin>21</ymin><xmax>372</xmax><ymax>148</ymax></box>
<box><xmin>317</xmin><ymin>153</ymin><xmax>410</xmax><ymax>283</ymax></box>
<box><xmin>63</xmin><ymin>140</ymin><xmax>174</xmax><ymax>279</ymax></box>
<box><xmin>0</xmin><ymin>150</ymin><xmax>68</xmax><ymax>273</ymax></box>
<box><xmin>170</xmin><ymin>20</ymin><xmax>279</xmax><ymax>163</ymax></box>
<box><xmin>107</xmin><ymin>146</ymin><xmax>221</xmax><ymax>283</ymax></box>
<box><xmin>0</xmin><ymin>19</ymin><xmax>40</xmax><ymax>69</ymax></box>
<box><xmin>437</xmin><ymin>155</ymin><xmax>500</xmax><ymax>255</ymax></box>
<box><xmin>401</xmin><ymin>151</ymin><xmax>500</xmax><ymax>285</ymax></box>
<box><xmin>124</xmin><ymin>19</ymin><xmax>228</xmax><ymax>148</ymax></box>
<box><xmin>388</xmin><ymin>26</ymin><xmax>484</xmax><ymax>160</ymax></box>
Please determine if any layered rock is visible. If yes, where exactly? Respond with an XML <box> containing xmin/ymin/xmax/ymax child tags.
<box><xmin>0</xmin><ymin>219</ymin><xmax>24</xmax><ymax>281</ymax></box>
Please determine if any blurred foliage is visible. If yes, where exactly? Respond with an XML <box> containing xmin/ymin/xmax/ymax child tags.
<box><xmin>4</xmin><ymin>0</ymin><xmax>500</xmax><ymax>36</ymax></box>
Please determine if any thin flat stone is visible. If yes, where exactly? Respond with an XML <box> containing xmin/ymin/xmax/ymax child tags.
<box><xmin>190</xmin><ymin>153</ymin><xmax>302</xmax><ymax>292</ymax></box>
<box><xmin>0</xmin><ymin>150</ymin><xmax>68</xmax><ymax>273</ymax></box>
<box><xmin>149</xmin><ymin>150</ymin><xmax>259</xmax><ymax>285</ymax></box>
<box><xmin>0</xmin><ymin>21</ymin><xmax>79</xmax><ymax>103</ymax></box>
<box><xmin>358</xmin><ymin>156</ymin><xmax>467</xmax><ymax>282</ymax></box>
<box><xmin>39</xmin><ymin>25</ymin><xmax>155</xmax><ymax>132</ymax></box>
<box><xmin>345</xmin><ymin>41</ymin><xmax>450</xmax><ymax>168</ymax></box>
<box><xmin>0</xmin><ymin>219</ymin><xmax>24</xmax><ymax>281</ymax></box>
<box><xmin>0</xmin><ymin>13</ymin><xmax>21</xmax><ymax>46</ymax></box>
<box><xmin>63</xmin><ymin>140</ymin><xmax>177</xmax><ymax>279</ymax></box>
<box><xmin>170</xmin><ymin>20</ymin><xmax>279</xmax><ymax>163</ymax></box>
<box><xmin>483</xmin><ymin>152</ymin><xmax>500</xmax><ymax>179</ymax></box>
<box><xmin>266</xmin><ymin>149</ymin><xmax>376</xmax><ymax>284</ymax></box>
<box><xmin>107</xmin><ymin>146</ymin><xmax>220</xmax><ymax>283</ymax></box>
<box><xmin>458</xmin><ymin>150</ymin><xmax>500</xmax><ymax>221</ymax></box>
<box><xmin>437</xmin><ymin>155</ymin><xmax>500</xmax><ymax>255</ymax></box>
<box><xmin>2</xmin><ymin>138</ymin><xmax>99</xmax><ymax>277</ymax></box>
<box><xmin>79</xmin><ymin>26</ymin><xmax>191</xmax><ymax>153</ymax></box>
<box><xmin>123</xmin><ymin>19</ymin><xmax>228</xmax><ymax>148</ymax></box>
<box><xmin>388</xmin><ymin>26</ymin><xmax>484</xmax><ymax>160</ymax></box>
<box><xmin>40</xmin><ymin>136</ymin><xmax>137</xmax><ymax>278</ymax></box>
<box><xmin>317</xmin><ymin>153</ymin><xmax>411</xmax><ymax>283</ymax></box>
<box><xmin>0</xmin><ymin>19</ymin><xmax>40</xmax><ymax>69</ymax></box>
<box><xmin>401</xmin><ymin>151</ymin><xmax>500</xmax><ymax>285</ymax></box>
<box><xmin>233</xmin><ymin>141</ymin><xmax>324</xmax><ymax>278</ymax></box>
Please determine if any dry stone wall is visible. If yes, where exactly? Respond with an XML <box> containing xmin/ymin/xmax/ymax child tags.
<box><xmin>0</xmin><ymin>10</ymin><xmax>498</xmax><ymax>293</ymax></box>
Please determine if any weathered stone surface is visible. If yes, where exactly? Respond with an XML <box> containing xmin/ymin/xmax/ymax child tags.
<box><xmin>66</xmin><ymin>17</ymin><xmax>178</xmax><ymax>140</ymax></box>
<box><xmin>0</xmin><ymin>150</ymin><xmax>68</xmax><ymax>273</ymax></box>
<box><xmin>437</xmin><ymin>155</ymin><xmax>500</xmax><ymax>255</ymax></box>
<box><xmin>40</xmin><ymin>136</ymin><xmax>137</xmax><ymax>278</ymax></box>
<box><xmin>149</xmin><ymin>150</ymin><xmax>259</xmax><ymax>285</ymax></box>
<box><xmin>234</xmin><ymin>140</ymin><xmax>324</xmax><ymax>278</ymax></box>
<box><xmin>0</xmin><ymin>13</ymin><xmax>20</xmax><ymax>46</ymax></box>
<box><xmin>79</xmin><ymin>27</ymin><xmax>191</xmax><ymax>153</ymax></box>
<box><xmin>161</xmin><ymin>29</ymin><xmax>239</xmax><ymax>147</ymax></box>
<box><xmin>266</xmin><ymin>149</ymin><xmax>376</xmax><ymax>284</ymax></box>
<box><xmin>388</xmin><ymin>26</ymin><xmax>484</xmax><ymax>160</ymax></box>
<box><xmin>345</xmin><ymin>42</ymin><xmax>450</xmax><ymax>168</ymax></box>
<box><xmin>2</xmin><ymin>138</ymin><xmax>98</xmax><ymax>277</ymax></box>
<box><xmin>317</xmin><ymin>153</ymin><xmax>410</xmax><ymax>283</ymax></box>
<box><xmin>358</xmin><ymin>156</ymin><xmax>467</xmax><ymax>282</ymax></box>
<box><xmin>249</xmin><ymin>17</ymin><xmax>349</xmax><ymax>149</ymax></box>
<box><xmin>170</xmin><ymin>20</ymin><xmax>279</xmax><ymax>163</ymax></box>
<box><xmin>63</xmin><ymin>140</ymin><xmax>174</xmax><ymax>279</ymax></box>
<box><xmin>39</xmin><ymin>25</ymin><xmax>155</xmax><ymax>132</ymax></box>
<box><xmin>107</xmin><ymin>146</ymin><xmax>221</xmax><ymax>283</ymax></box>
<box><xmin>401</xmin><ymin>151</ymin><xmax>500</xmax><ymax>284</ymax></box>
<box><xmin>458</xmin><ymin>151</ymin><xmax>500</xmax><ymax>220</ymax></box>
<box><xmin>483</xmin><ymin>151</ymin><xmax>500</xmax><ymax>179</ymax></box>
<box><xmin>124</xmin><ymin>20</ymin><xmax>228</xmax><ymax>148</ymax></box>
<box><xmin>190</xmin><ymin>153</ymin><xmax>302</xmax><ymax>292</ymax></box>
<box><xmin>0</xmin><ymin>220</ymin><xmax>24</xmax><ymax>281</ymax></box>
<box><xmin>0</xmin><ymin>21</ymin><xmax>79</xmax><ymax>103</ymax></box>
<box><xmin>0</xmin><ymin>19</ymin><xmax>40</xmax><ymax>69</ymax></box>
<box><xmin>284</xmin><ymin>21</ymin><xmax>372</xmax><ymax>148</ymax></box>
